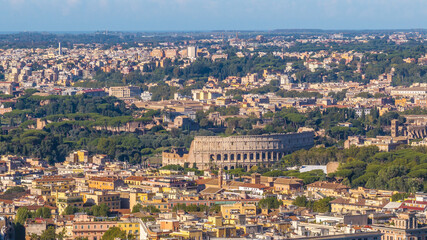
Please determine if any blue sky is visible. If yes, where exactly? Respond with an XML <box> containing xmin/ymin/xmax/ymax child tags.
<box><xmin>1</xmin><ymin>0</ymin><xmax>426</xmax><ymax>31</ymax></box>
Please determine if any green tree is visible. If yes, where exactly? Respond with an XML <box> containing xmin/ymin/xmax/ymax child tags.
<box><xmin>62</xmin><ymin>205</ymin><xmax>79</xmax><ymax>215</ymax></box>
<box><xmin>140</xmin><ymin>216</ymin><xmax>156</xmax><ymax>222</ymax></box>
<box><xmin>4</xmin><ymin>186</ymin><xmax>26</xmax><ymax>195</ymax></box>
<box><xmin>140</xmin><ymin>206</ymin><xmax>160</xmax><ymax>213</ymax></box>
<box><xmin>313</xmin><ymin>197</ymin><xmax>334</xmax><ymax>213</ymax></box>
<box><xmin>40</xmin><ymin>226</ymin><xmax>56</xmax><ymax>240</ymax></box>
<box><xmin>35</xmin><ymin>207</ymin><xmax>52</xmax><ymax>219</ymax></box>
<box><xmin>258</xmin><ymin>197</ymin><xmax>283</xmax><ymax>209</ymax></box>
<box><xmin>132</xmin><ymin>204</ymin><xmax>142</xmax><ymax>213</ymax></box>
<box><xmin>391</xmin><ymin>192</ymin><xmax>410</xmax><ymax>202</ymax></box>
<box><xmin>101</xmin><ymin>227</ymin><xmax>127</xmax><ymax>240</ymax></box>
<box><xmin>15</xmin><ymin>207</ymin><xmax>31</xmax><ymax>225</ymax></box>
<box><xmin>29</xmin><ymin>233</ymin><xmax>40</xmax><ymax>240</ymax></box>
<box><xmin>293</xmin><ymin>196</ymin><xmax>309</xmax><ymax>207</ymax></box>
<box><xmin>209</xmin><ymin>204</ymin><xmax>221</xmax><ymax>213</ymax></box>
<box><xmin>90</xmin><ymin>203</ymin><xmax>110</xmax><ymax>217</ymax></box>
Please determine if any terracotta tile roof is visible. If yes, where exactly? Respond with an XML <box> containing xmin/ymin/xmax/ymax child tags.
<box><xmin>403</xmin><ymin>200</ymin><xmax>427</xmax><ymax>205</ymax></box>
<box><xmin>200</xmin><ymin>187</ymin><xmax>223</xmax><ymax>195</ymax></box>
<box><xmin>195</xmin><ymin>178</ymin><xmax>216</xmax><ymax>185</ymax></box>
<box><xmin>238</xmin><ymin>183</ymin><xmax>268</xmax><ymax>189</ymax></box>
<box><xmin>274</xmin><ymin>177</ymin><xmax>303</xmax><ymax>185</ymax></box>
<box><xmin>201</xmin><ymin>178</ymin><xmax>219</xmax><ymax>186</ymax></box>
<box><xmin>89</xmin><ymin>176</ymin><xmax>116</xmax><ymax>182</ymax></box>
<box><xmin>330</xmin><ymin>197</ymin><xmax>386</xmax><ymax>208</ymax></box>
<box><xmin>34</xmin><ymin>176</ymin><xmax>74</xmax><ymax>182</ymax></box>
<box><xmin>0</xmin><ymin>199</ymin><xmax>13</xmax><ymax>204</ymax></box>
<box><xmin>227</xmin><ymin>181</ymin><xmax>246</xmax><ymax>187</ymax></box>
<box><xmin>125</xmin><ymin>176</ymin><xmax>146</xmax><ymax>182</ymax></box>
<box><xmin>24</xmin><ymin>205</ymin><xmax>45</xmax><ymax>210</ymax></box>
<box><xmin>400</xmin><ymin>206</ymin><xmax>426</xmax><ymax>211</ymax></box>
<box><xmin>307</xmin><ymin>181</ymin><xmax>349</xmax><ymax>190</ymax></box>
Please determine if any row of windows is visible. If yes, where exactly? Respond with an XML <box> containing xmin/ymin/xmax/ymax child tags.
<box><xmin>0</xmin><ymin>208</ymin><xmax>13</xmax><ymax>213</ymax></box>
<box><xmin>211</xmin><ymin>152</ymin><xmax>283</xmax><ymax>161</ymax></box>
<box><xmin>90</xmin><ymin>182</ymin><xmax>114</xmax><ymax>186</ymax></box>
<box><xmin>75</xmin><ymin>224</ymin><xmax>111</xmax><ymax>230</ymax></box>
<box><xmin>75</xmin><ymin>232</ymin><xmax>98</xmax><ymax>240</ymax></box>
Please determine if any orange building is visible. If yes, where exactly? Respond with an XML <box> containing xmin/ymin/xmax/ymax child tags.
<box><xmin>395</xmin><ymin>98</ymin><xmax>407</xmax><ymax>107</ymax></box>
<box><xmin>159</xmin><ymin>219</ymin><xmax>180</xmax><ymax>231</ymax></box>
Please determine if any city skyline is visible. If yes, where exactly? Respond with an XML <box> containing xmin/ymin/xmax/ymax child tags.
<box><xmin>1</xmin><ymin>0</ymin><xmax>426</xmax><ymax>32</ymax></box>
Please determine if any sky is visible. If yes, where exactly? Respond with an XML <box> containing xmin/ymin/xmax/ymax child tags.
<box><xmin>0</xmin><ymin>0</ymin><xmax>426</xmax><ymax>32</ymax></box>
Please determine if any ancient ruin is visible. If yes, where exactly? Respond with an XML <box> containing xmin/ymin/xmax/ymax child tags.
<box><xmin>163</xmin><ymin>131</ymin><xmax>314</xmax><ymax>170</ymax></box>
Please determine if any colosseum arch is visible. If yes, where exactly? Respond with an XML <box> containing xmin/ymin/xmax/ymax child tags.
<box><xmin>163</xmin><ymin>132</ymin><xmax>314</xmax><ymax>170</ymax></box>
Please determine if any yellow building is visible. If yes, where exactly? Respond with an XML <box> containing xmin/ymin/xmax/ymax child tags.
<box><xmin>53</xmin><ymin>191</ymin><xmax>84</xmax><ymax>214</ymax></box>
<box><xmin>206</xmin><ymin>216</ymin><xmax>223</xmax><ymax>227</ymax></box>
<box><xmin>82</xmin><ymin>191</ymin><xmax>121</xmax><ymax>209</ymax></box>
<box><xmin>124</xmin><ymin>176</ymin><xmax>146</xmax><ymax>186</ymax></box>
<box><xmin>212</xmin><ymin>226</ymin><xmax>237</xmax><ymax>238</ymax></box>
<box><xmin>216</xmin><ymin>97</ymin><xmax>232</xmax><ymax>106</ymax></box>
<box><xmin>272</xmin><ymin>222</ymin><xmax>291</xmax><ymax>233</ymax></box>
<box><xmin>306</xmin><ymin>181</ymin><xmax>350</xmax><ymax>198</ymax></box>
<box><xmin>395</xmin><ymin>98</ymin><xmax>407</xmax><ymax>107</ymax></box>
<box><xmin>159</xmin><ymin>169</ymin><xmax>180</xmax><ymax>175</ymax></box>
<box><xmin>32</xmin><ymin>188</ymin><xmax>56</xmax><ymax>207</ymax></box>
<box><xmin>129</xmin><ymin>192</ymin><xmax>156</xmax><ymax>210</ymax></box>
<box><xmin>65</xmin><ymin>150</ymin><xmax>90</xmax><ymax>164</ymax></box>
<box><xmin>32</xmin><ymin>176</ymin><xmax>75</xmax><ymax>192</ymax></box>
<box><xmin>87</xmin><ymin>177</ymin><xmax>125</xmax><ymax>191</ymax></box>
<box><xmin>170</xmin><ymin>229</ymin><xmax>203</xmax><ymax>240</ymax></box>
<box><xmin>330</xmin><ymin>197</ymin><xmax>385</xmax><ymax>214</ymax></box>
<box><xmin>77</xmin><ymin>150</ymin><xmax>89</xmax><ymax>162</ymax></box>
<box><xmin>273</xmin><ymin>177</ymin><xmax>303</xmax><ymax>194</ymax></box>
<box><xmin>117</xmin><ymin>220</ymin><xmax>140</xmax><ymax>238</ymax></box>
<box><xmin>220</xmin><ymin>202</ymin><xmax>257</xmax><ymax>219</ymax></box>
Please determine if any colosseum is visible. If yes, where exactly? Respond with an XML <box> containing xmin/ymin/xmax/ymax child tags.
<box><xmin>162</xmin><ymin>131</ymin><xmax>314</xmax><ymax>170</ymax></box>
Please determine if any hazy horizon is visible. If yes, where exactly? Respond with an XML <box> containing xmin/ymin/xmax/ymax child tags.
<box><xmin>1</xmin><ymin>28</ymin><xmax>427</xmax><ymax>34</ymax></box>
<box><xmin>1</xmin><ymin>0</ymin><xmax>426</xmax><ymax>32</ymax></box>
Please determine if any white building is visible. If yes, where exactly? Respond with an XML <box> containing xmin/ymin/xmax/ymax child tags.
<box><xmin>187</xmin><ymin>46</ymin><xmax>197</xmax><ymax>59</ymax></box>
<box><xmin>390</xmin><ymin>87</ymin><xmax>427</xmax><ymax>98</ymax></box>
<box><xmin>141</xmin><ymin>91</ymin><xmax>152</xmax><ymax>101</ymax></box>
<box><xmin>299</xmin><ymin>165</ymin><xmax>327</xmax><ymax>174</ymax></box>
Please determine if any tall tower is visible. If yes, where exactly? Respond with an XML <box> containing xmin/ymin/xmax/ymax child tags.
<box><xmin>218</xmin><ymin>169</ymin><xmax>223</xmax><ymax>188</ymax></box>
<box><xmin>391</xmin><ymin>119</ymin><xmax>399</xmax><ymax>138</ymax></box>
<box><xmin>187</xmin><ymin>46</ymin><xmax>197</xmax><ymax>59</ymax></box>
<box><xmin>58</xmin><ymin>42</ymin><xmax>62</xmax><ymax>56</ymax></box>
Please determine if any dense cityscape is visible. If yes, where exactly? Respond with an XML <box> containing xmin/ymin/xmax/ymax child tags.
<box><xmin>0</xmin><ymin>27</ymin><xmax>426</xmax><ymax>240</ymax></box>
